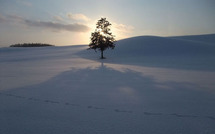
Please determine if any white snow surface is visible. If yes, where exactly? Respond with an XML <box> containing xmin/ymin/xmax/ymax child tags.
<box><xmin>0</xmin><ymin>35</ymin><xmax>215</xmax><ymax>134</ymax></box>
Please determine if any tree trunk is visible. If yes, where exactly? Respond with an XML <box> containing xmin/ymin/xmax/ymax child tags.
<box><xmin>101</xmin><ymin>50</ymin><xmax>104</xmax><ymax>59</ymax></box>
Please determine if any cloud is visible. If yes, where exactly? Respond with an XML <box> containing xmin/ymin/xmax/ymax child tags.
<box><xmin>0</xmin><ymin>14</ymin><xmax>90</xmax><ymax>33</ymax></box>
<box><xmin>24</xmin><ymin>19</ymin><xmax>90</xmax><ymax>32</ymax></box>
<box><xmin>0</xmin><ymin>14</ymin><xmax>23</xmax><ymax>23</ymax></box>
<box><xmin>67</xmin><ymin>13</ymin><xmax>90</xmax><ymax>22</ymax></box>
<box><xmin>111</xmin><ymin>23</ymin><xmax>134</xmax><ymax>39</ymax></box>
<box><xmin>113</xmin><ymin>23</ymin><xmax>134</xmax><ymax>33</ymax></box>
<box><xmin>53</xmin><ymin>16</ymin><xmax>64</xmax><ymax>22</ymax></box>
<box><xmin>7</xmin><ymin>14</ymin><xmax>24</xmax><ymax>22</ymax></box>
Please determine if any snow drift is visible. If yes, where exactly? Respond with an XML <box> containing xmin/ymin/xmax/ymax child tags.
<box><xmin>0</xmin><ymin>34</ymin><xmax>215</xmax><ymax>134</ymax></box>
<box><xmin>113</xmin><ymin>35</ymin><xmax>215</xmax><ymax>56</ymax></box>
<box><xmin>81</xmin><ymin>34</ymin><xmax>215</xmax><ymax>70</ymax></box>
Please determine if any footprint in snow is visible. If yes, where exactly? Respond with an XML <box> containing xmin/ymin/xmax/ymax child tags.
<box><xmin>65</xmin><ymin>102</ymin><xmax>80</xmax><ymax>106</ymax></box>
<box><xmin>170</xmin><ymin>113</ymin><xmax>198</xmax><ymax>118</ymax></box>
<box><xmin>206</xmin><ymin>116</ymin><xmax>215</xmax><ymax>121</ymax></box>
<box><xmin>2</xmin><ymin>93</ymin><xmax>215</xmax><ymax>121</ymax></box>
<box><xmin>88</xmin><ymin>106</ymin><xmax>105</xmax><ymax>110</ymax></box>
<box><xmin>44</xmin><ymin>100</ymin><xmax>60</xmax><ymax>104</ymax></box>
<box><xmin>114</xmin><ymin>109</ymin><xmax>133</xmax><ymax>113</ymax></box>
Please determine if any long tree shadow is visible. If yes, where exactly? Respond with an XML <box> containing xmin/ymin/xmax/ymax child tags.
<box><xmin>77</xmin><ymin>48</ymin><xmax>215</xmax><ymax>71</ymax></box>
<box><xmin>1</xmin><ymin>62</ymin><xmax>215</xmax><ymax>120</ymax></box>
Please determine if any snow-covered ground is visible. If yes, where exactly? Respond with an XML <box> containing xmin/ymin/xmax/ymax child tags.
<box><xmin>0</xmin><ymin>34</ymin><xmax>215</xmax><ymax>134</ymax></box>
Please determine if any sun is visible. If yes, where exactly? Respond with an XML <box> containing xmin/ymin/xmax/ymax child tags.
<box><xmin>96</xmin><ymin>28</ymin><xmax>106</xmax><ymax>36</ymax></box>
<box><xmin>99</xmin><ymin>31</ymin><xmax>106</xmax><ymax>36</ymax></box>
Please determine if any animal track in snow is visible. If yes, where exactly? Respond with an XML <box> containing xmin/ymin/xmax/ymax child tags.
<box><xmin>114</xmin><ymin>109</ymin><xmax>133</xmax><ymax>113</ymax></box>
<box><xmin>1</xmin><ymin>92</ymin><xmax>215</xmax><ymax>121</ymax></box>
<box><xmin>88</xmin><ymin>106</ymin><xmax>105</xmax><ymax>110</ymax></box>
<box><xmin>65</xmin><ymin>102</ymin><xmax>80</xmax><ymax>106</ymax></box>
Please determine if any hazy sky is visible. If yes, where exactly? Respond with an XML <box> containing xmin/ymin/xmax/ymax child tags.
<box><xmin>0</xmin><ymin>0</ymin><xmax>215</xmax><ymax>47</ymax></box>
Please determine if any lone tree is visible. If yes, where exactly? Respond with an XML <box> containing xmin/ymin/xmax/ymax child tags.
<box><xmin>89</xmin><ymin>18</ymin><xmax>116</xmax><ymax>59</ymax></box>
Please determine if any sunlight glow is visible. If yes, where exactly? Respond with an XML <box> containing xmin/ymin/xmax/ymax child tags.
<box><xmin>97</xmin><ymin>28</ymin><xmax>106</xmax><ymax>36</ymax></box>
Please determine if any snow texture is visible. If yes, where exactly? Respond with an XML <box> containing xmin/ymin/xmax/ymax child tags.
<box><xmin>0</xmin><ymin>34</ymin><xmax>215</xmax><ymax>134</ymax></box>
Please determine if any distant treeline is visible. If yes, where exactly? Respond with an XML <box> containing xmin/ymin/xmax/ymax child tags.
<box><xmin>10</xmin><ymin>43</ymin><xmax>54</xmax><ymax>47</ymax></box>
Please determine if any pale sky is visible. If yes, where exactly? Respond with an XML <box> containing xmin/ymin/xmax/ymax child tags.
<box><xmin>0</xmin><ymin>0</ymin><xmax>215</xmax><ymax>47</ymax></box>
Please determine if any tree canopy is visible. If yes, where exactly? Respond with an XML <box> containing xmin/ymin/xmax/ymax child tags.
<box><xmin>89</xmin><ymin>18</ymin><xmax>116</xmax><ymax>59</ymax></box>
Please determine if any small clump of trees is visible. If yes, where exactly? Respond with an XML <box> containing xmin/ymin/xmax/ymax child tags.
<box><xmin>10</xmin><ymin>43</ymin><xmax>54</xmax><ymax>47</ymax></box>
<box><xmin>88</xmin><ymin>18</ymin><xmax>116</xmax><ymax>59</ymax></box>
